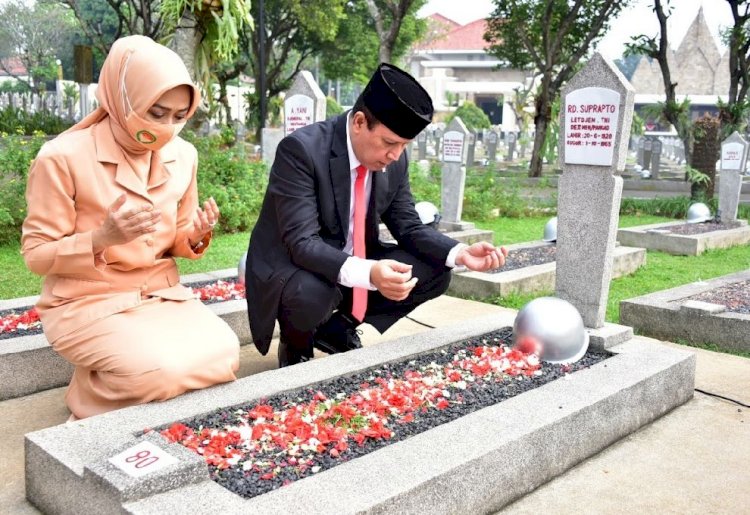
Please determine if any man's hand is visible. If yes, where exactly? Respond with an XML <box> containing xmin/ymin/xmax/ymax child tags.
<box><xmin>371</xmin><ymin>259</ymin><xmax>418</xmax><ymax>301</ymax></box>
<box><xmin>456</xmin><ymin>241</ymin><xmax>508</xmax><ymax>272</ymax></box>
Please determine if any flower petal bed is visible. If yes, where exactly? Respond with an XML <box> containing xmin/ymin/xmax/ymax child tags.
<box><xmin>0</xmin><ymin>307</ymin><xmax>42</xmax><ymax>340</ymax></box>
<box><xmin>156</xmin><ymin>327</ymin><xmax>608</xmax><ymax>500</ymax></box>
<box><xmin>0</xmin><ymin>280</ymin><xmax>246</xmax><ymax>340</ymax></box>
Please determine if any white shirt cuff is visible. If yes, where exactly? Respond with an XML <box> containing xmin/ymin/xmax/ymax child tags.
<box><xmin>338</xmin><ymin>256</ymin><xmax>378</xmax><ymax>290</ymax></box>
<box><xmin>446</xmin><ymin>243</ymin><xmax>467</xmax><ymax>268</ymax></box>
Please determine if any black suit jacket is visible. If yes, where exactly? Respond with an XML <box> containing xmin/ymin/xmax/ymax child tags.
<box><xmin>245</xmin><ymin>113</ymin><xmax>458</xmax><ymax>354</ymax></box>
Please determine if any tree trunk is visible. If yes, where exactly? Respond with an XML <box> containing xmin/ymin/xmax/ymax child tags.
<box><xmin>529</xmin><ymin>85</ymin><xmax>552</xmax><ymax>178</ymax></box>
<box><xmin>170</xmin><ymin>11</ymin><xmax>208</xmax><ymax>129</ymax></box>
<box><xmin>690</xmin><ymin>114</ymin><xmax>720</xmax><ymax>201</ymax></box>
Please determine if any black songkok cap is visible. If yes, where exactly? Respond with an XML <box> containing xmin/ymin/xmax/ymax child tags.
<box><xmin>360</xmin><ymin>63</ymin><xmax>433</xmax><ymax>140</ymax></box>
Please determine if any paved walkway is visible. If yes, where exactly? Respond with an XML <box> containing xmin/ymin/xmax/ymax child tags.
<box><xmin>1</xmin><ymin>295</ymin><xmax>748</xmax><ymax>514</ymax></box>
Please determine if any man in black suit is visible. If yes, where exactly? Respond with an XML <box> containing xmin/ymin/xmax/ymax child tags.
<box><xmin>245</xmin><ymin>63</ymin><xmax>507</xmax><ymax>367</ymax></box>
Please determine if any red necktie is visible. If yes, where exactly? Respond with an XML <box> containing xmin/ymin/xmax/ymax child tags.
<box><xmin>352</xmin><ymin>165</ymin><xmax>368</xmax><ymax>321</ymax></box>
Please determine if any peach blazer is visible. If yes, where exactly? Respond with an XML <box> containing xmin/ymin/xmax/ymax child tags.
<box><xmin>22</xmin><ymin>119</ymin><xmax>211</xmax><ymax>343</ymax></box>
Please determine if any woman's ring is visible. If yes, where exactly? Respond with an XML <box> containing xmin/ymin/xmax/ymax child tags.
<box><xmin>209</xmin><ymin>222</ymin><xmax>216</xmax><ymax>228</ymax></box>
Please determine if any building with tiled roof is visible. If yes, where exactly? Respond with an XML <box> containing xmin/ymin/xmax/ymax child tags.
<box><xmin>408</xmin><ymin>13</ymin><xmax>526</xmax><ymax>131</ymax></box>
<box><xmin>0</xmin><ymin>57</ymin><xmax>28</xmax><ymax>79</ymax></box>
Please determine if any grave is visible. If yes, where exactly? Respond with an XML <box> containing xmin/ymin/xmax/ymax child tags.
<box><xmin>0</xmin><ymin>269</ymin><xmax>259</xmax><ymax>401</ymax></box>
<box><xmin>620</xmin><ymin>269</ymin><xmax>750</xmax><ymax>353</ymax></box>
<box><xmin>24</xmin><ymin>311</ymin><xmax>694</xmax><ymax>514</ymax></box>
<box><xmin>616</xmin><ymin>219</ymin><xmax>750</xmax><ymax>255</ymax></box>
<box><xmin>448</xmin><ymin>241</ymin><xmax>645</xmax><ymax>300</ymax></box>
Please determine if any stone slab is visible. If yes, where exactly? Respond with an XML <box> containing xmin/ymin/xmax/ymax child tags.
<box><xmin>620</xmin><ymin>269</ymin><xmax>750</xmax><ymax>353</ymax></box>
<box><xmin>0</xmin><ymin>269</ymin><xmax>260</xmax><ymax>401</ymax></box>
<box><xmin>379</xmin><ymin>223</ymin><xmax>493</xmax><ymax>246</ymax></box>
<box><xmin>617</xmin><ymin>220</ymin><xmax>750</xmax><ymax>255</ymax></box>
<box><xmin>25</xmin><ymin>312</ymin><xmax>695</xmax><ymax>514</ymax></box>
<box><xmin>448</xmin><ymin>242</ymin><xmax>646</xmax><ymax>299</ymax></box>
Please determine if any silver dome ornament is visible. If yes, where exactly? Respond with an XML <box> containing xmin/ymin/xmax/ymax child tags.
<box><xmin>415</xmin><ymin>201</ymin><xmax>441</xmax><ymax>228</ymax></box>
<box><xmin>542</xmin><ymin>216</ymin><xmax>557</xmax><ymax>242</ymax></box>
<box><xmin>686</xmin><ymin>202</ymin><xmax>711</xmax><ymax>224</ymax></box>
<box><xmin>640</xmin><ymin>168</ymin><xmax>651</xmax><ymax>179</ymax></box>
<box><xmin>513</xmin><ymin>297</ymin><xmax>589</xmax><ymax>365</ymax></box>
<box><xmin>237</xmin><ymin>251</ymin><xmax>247</xmax><ymax>285</ymax></box>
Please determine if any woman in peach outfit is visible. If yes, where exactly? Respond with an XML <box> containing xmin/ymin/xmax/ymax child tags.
<box><xmin>21</xmin><ymin>35</ymin><xmax>239</xmax><ymax>420</ymax></box>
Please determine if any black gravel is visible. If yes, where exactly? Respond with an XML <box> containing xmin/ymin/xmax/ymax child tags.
<box><xmin>0</xmin><ymin>306</ymin><xmax>42</xmax><ymax>340</ymax></box>
<box><xmin>487</xmin><ymin>244</ymin><xmax>556</xmax><ymax>274</ymax></box>
<box><xmin>1</xmin><ymin>278</ymin><xmax>243</xmax><ymax>340</ymax></box>
<box><xmin>159</xmin><ymin>327</ymin><xmax>609</xmax><ymax>500</ymax></box>
<box><xmin>686</xmin><ymin>279</ymin><xmax>750</xmax><ymax>314</ymax></box>
<box><xmin>666</xmin><ymin>221</ymin><xmax>742</xmax><ymax>235</ymax></box>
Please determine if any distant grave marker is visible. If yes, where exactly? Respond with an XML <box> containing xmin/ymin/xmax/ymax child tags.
<box><xmin>718</xmin><ymin>131</ymin><xmax>748</xmax><ymax>222</ymax></box>
<box><xmin>441</xmin><ymin>117</ymin><xmax>469</xmax><ymax>224</ymax></box>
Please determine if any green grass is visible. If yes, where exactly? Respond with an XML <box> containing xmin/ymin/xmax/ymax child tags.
<box><xmin>0</xmin><ymin>232</ymin><xmax>252</xmax><ymax>299</ymax></box>
<box><xmin>476</xmin><ymin>214</ymin><xmax>673</xmax><ymax>245</ymax></box>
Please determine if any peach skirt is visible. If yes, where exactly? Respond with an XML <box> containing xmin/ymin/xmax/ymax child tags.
<box><xmin>52</xmin><ymin>297</ymin><xmax>239</xmax><ymax>419</ymax></box>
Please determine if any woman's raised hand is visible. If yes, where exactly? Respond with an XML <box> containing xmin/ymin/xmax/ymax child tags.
<box><xmin>188</xmin><ymin>197</ymin><xmax>220</xmax><ymax>247</ymax></box>
<box><xmin>92</xmin><ymin>194</ymin><xmax>161</xmax><ymax>252</ymax></box>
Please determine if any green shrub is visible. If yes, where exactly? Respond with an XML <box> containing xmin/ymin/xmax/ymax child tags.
<box><xmin>0</xmin><ymin>131</ymin><xmax>47</xmax><ymax>244</ymax></box>
<box><xmin>446</xmin><ymin>101</ymin><xmax>491</xmax><ymax>130</ymax></box>
<box><xmin>0</xmin><ymin>106</ymin><xmax>72</xmax><ymax>135</ymax></box>
<box><xmin>185</xmin><ymin>131</ymin><xmax>269</xmax><ymax>233</ymax></box>
<box><xmin>326</xmin><ymin>96</ymin><xmax>344</xmax><ymax>118</ymax></box>
<box><xmin>408</xmin><ymin>161</ymin><xmax>441</xmax><ymax>206</ymax></box>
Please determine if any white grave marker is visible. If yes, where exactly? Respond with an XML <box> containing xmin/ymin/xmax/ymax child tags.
<box><xmin>563</xmin><ymin>87</ymin><xmax>620</xmax><ymax>167</ymax></box>
<box><xmin>442</xmin><ymin>130</ymin><xmax>465</xmax><ymax>163</ymax></box>
<box><xmin>108</xmin><ymin>441</ymin><xmax>179</xmax><ymax>478</ymax></box>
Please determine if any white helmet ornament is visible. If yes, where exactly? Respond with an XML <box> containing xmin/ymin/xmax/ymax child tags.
<box><xmin>686</xmin><ymin>202</ymin><xmax>712</xmax><ymax>224</ymax></box>
<box><xmin>415</xmin><ymin>201</ymin><xmax>441</xmax><ymax>228</ymax></box>
<box><xmin>513</xmin><ymin>297</ymin><xmax>589</xmax><ymax>365</ymax></box>
<box><xmin>542</xmin><ymin>217</ymin><xmax>557</xmax><ymax>242</ymax></box>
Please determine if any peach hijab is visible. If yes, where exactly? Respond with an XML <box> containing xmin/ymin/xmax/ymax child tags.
<box><xmin>66</xmin><ymin>35</ymin><xmax>201</xmax><ymax>156</ymax></box>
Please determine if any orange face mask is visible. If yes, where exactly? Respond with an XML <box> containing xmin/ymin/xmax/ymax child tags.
<box><xmin>121</xmin><ymin>53</ymin><xmax>184</xmax><ymax>151</ymax></box>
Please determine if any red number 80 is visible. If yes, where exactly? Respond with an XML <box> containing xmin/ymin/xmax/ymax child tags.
<box><xmin>125</xmin><ymin>449</ymin><xmax>159</xmax><ymax>469</ymax></box>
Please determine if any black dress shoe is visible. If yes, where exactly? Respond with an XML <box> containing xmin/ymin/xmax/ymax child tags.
<box><xmin>313</xmin><ymin>311</ymin><xmax>363</xmax><ymax>355</ymax></box>
<box><xmin>277</xmin><ymin>338</ymin><xmax>312</xmax><ymax>368</ymax></box>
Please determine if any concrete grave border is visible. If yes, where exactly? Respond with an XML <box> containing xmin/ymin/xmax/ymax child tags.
<box><xmin>25</xmin><ymin>311</ymin><xmax>694</xmax><ymax>515</ymax></box>
<box><xmin>0</xmin><ymin>269</ymin><xmax>256</xmax><ymax>401</ymax></box>
<box><xmin>617</xmin><ymin>220</ymin><xmax>750</xmax><ymax>256</ymax></box>
<box><xmin>620</xmin><ymin>269</ymin><xmax>750</xmax><ymax>353</ymax></box>
<box><xmin>448</xmin><ymin>241</ymin><xmax>646</xmax><ymax>299</ymax></box>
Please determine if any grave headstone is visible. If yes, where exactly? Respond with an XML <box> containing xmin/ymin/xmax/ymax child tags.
<box><xmin>417</xmin><ymin>130</ymin><xmax>427</xmax><ymax>161</ymax></box>
<box><xmin>506</xmin><ymin>132</ymin><xmax>516</xmax><ymax>161</ymax></box>
<box><xmin>465</xmin><ymin>131</ymin><xmax>476</xmax><ymax>168</ymax></box>
<box><xmin>718</xmin><ymin>131</ymin><xmax>749</xmax><ymax>222</ymax></box>
<box><xmin>650</xmin><ymin>138</ymin><xmax>662</xmax><ymax>179</ymax></box>
<box><xmin>263</xmin><ymin>70</ymin><xmax>326</xmax><ymax>165</ymax></box>
<box><xmin>486</xmin><ymin>130</ymin><xmax>498</xmax><ymax>162</ymax></box>
<box><xmin>642</xmin><ymin>137</ymin><xmax>653</xmax><ymax>169</ymax></box>
<box><xmin>433</xmin><ymin>127</ymin><xmax>443</xmax><ymax>157</ymax></box>
<box><xmin>556</xmin><ymin>53</ymin><xmax>634</xmax><ymax>328</ymax></box>
<box><xmin>441</xmin><ymin>117</ymin><xmax>469</xmax><ymax>224</ymax></box>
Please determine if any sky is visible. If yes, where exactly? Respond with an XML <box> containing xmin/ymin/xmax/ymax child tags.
<box><xmin>417</xmin><ymin>0</ymin><xmax>735</xmax><ymax>60</ymax></box>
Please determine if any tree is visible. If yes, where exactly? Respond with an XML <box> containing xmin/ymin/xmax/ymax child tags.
<box><xmin>319</xmin><ymin>0</ymin><xmax>424</xmax><ymax>85</ymax></box>
<box><xmin>485</xmin><ymin>0</ymin><xmax>629</xmax><ymax>177</ymax></box>
<box><xmin>61</xmin><ymin>0</ymin><xmax>161</xmax><ymax>56</ymax></box>
<box><xmin>447</xmin><ymin>101</ymin><xmax>491</xmax><ymax>130</ymax></box>
<box><xmin>245</xmin><ymin>0</ymin><xmax>346</xmax><ymax>138</ymax></box>
<box><xmin>0</xmin><ymin>0</ymin><xmax>80</xmax><ymax>92</ymax></box>
<box><xmin>720</xmin><ymin>0</ymin><xmax>750</xmax><ymax>136</ymax></box>
<box><xmin>364</xmin><ymin>0</ymin><xmax>427</xmax><ymax>64</ymax></box>
<box><xmin>626</xmin><ymin>0</ymin><xmax>693</xmax><ymax>172</ymax></box>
